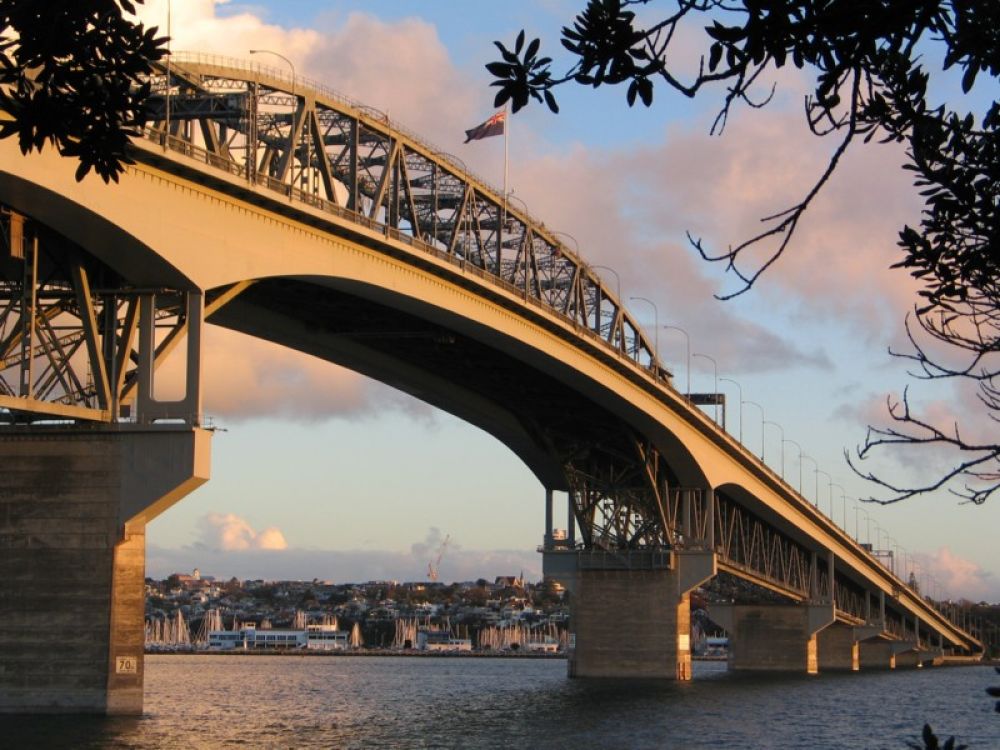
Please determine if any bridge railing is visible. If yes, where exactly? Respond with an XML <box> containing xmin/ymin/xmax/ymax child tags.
<box><xmin>165</xmin><ymin>51</ymin><xmax>512</xmax><ymax>209</ymax></box>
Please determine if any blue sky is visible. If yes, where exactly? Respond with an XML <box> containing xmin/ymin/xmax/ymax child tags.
<box><xmin>136</xmin><ymin>1</ymin><xmax>999</xmax><ymax>601</ymax></box>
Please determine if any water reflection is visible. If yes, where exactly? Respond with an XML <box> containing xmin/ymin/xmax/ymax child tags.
<box><xmin>1</xmin><ymin>657</ymin><xmax>995</xmax><ymax>749</ymax></box>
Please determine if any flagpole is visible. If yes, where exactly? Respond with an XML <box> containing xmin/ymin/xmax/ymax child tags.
<box><xmin>501</xmin><ymin>106</ymin><xmax>508</xmax><ymax>261</ymax></box>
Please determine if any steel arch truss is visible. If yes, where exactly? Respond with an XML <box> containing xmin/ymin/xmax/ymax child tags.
<box><xmin>711</xmin><ymin>491</ymin><xmax>814</xmax><ymax>598</ymax></box>
<box><xmin>0</xmin><ymin>207</ymin><xmax>212</xmax><ymax>424</ymax></box>
<box><xmin>142</xmin><ymin>55</ymin><xmax>660</xmax><ymax>372</ymax></box>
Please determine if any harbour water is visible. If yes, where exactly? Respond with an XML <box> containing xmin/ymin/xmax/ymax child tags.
<box><xmin>3</xmin><ymin>657</ymin><xmax>997</xmax><ymax>749</ymax></box>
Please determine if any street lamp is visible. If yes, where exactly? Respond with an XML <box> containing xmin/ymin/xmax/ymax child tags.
<box><xmin>763</xmin><ymin>420</ymin><xmax>785</xmax><ymax>477</ymax></box>
<box><xmin>692</xmin><ymin>352</ymin><xmax>718</xmax><ymax>423</ymax></box>
<box><xmin>800</xmin><ymin>453</ymin><xmax>817</xmax><ymax>504</ymax></box>
<box><xmin>250</xmin><ymin>49</ymin><xmax>298</xmax><ymax>191</ymax></box>
<box><xmin>783</xmin><ymin>438</ymin><xmax>803</xmax><ymax>493</ymax></box>
<box><xmin>831</xmin><ymin>483</ymin><xmax>847</xmax><ymax>530</ymax></box>
<box><xmin>743</xmin><ymin>400</ymin><xmax>764</xmax><ymax>460</ymax></box>
<box><xmin>719</xmin><ymin>377</ymin><xmax>742</xmax><ymax>441</ymax></box>
<box><xmin>815</xmin><ymin>468</ymin><xmax>832</xmax><ymax>518</ymax></box>
<box><xmin>662</xmin><ymin>325</ymin><xmax>691</xmax><ymax>397</ymax></box>
<box><xmin>550</xmin><ymin>230</ymin><xmax>579</xmax><ymax>259</ymax></box>
<box><xmin>857</xmin><ymin>507</ymin><xmax>874</xmax><ymax>547</ymax></box>
<box><xmin>629</xmin><ymin>296</ymin><xmax>659</xmax><ymax>363</ymax></box>
<box><xmin>590</xmin><ymin>264</ymin><xmax>621</xmax><ymax>300</ymax></box>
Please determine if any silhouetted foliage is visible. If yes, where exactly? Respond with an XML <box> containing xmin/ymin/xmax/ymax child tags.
<box><xmin>0</xmin><ymin>0</ymin><xmax>167</xmax><ymax>182</ymax></box>
<box><xmin>906</xmin><ymin>723</ymin><xmax>968</xmax><ymax>750</ymax></box>
<box><xmin>489</xmin><ymin>1</ymin><xmax>999</xmax><ymax>504</ymax></box>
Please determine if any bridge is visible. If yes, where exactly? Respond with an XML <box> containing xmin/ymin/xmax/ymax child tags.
<box><xmin>0</xmin><ymin>54</ymin><xmax>983</xmax><ymax>713</ymax></box>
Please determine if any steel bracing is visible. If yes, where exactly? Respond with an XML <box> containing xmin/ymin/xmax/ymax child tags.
<box><xmin>143</xmin><ymin>53</ymin><xmax>658</xmax><ymax>372</ymax></box>
<box><xmin>0</xmin><ymin>54</ymin><xmax>983</xmax><ymax>655</ymax></box>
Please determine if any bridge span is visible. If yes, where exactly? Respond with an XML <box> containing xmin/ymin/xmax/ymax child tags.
<box><xmin>0</xmin><ymin>55</ymin><xmax>982</xmax><ymax>713</ymax></box>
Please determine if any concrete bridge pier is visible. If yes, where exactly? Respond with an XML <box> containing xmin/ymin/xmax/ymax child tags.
<box><xmin>815</xmin><ymin>623</ymin><xmax>881</xmax><ymax>672</ymax></box>
<box><xmin>0</xmin><ymin>426</ymin><xmax>211</xmax><ymax>714</ymax></box>
<box><xmin>859</xmin><ymin>638</ymin><xmax>901</xmax><ymax>669</ymax></box>
<box><xmin>710</xmin><ymin>602</ymin><xmax>836</xmax><ymax>674</ymax></box>
<box><xmin>544</xmin><ymin>549</ymin><xmax>715</xmax><ymax>679</ymax></box>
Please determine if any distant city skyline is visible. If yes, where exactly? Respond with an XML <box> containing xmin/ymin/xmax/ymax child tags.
<box><xmin>136</xmin><ymin>0</ymin><xmax>999</xmax><ymax>602</ymax></box>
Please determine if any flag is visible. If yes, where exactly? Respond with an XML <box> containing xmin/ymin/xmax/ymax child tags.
<box><xmin>464</xmin><ymin>111</ymin><xmax>506</xmax><ymax>143</ymax></box>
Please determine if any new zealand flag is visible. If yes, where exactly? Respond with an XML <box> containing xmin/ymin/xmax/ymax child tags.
<box><xmin>464</xmin><ymin>111</ymin><xmax>506</xmax><ymax>143</ymax></box>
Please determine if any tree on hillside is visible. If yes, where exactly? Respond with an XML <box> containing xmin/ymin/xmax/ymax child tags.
<box><xmin>487</xmin><ymin>0</ymin><xmax>999</xmax><ymax>504</ymax></box>
<box><xmin>0</xmin><ymin>0</ymin><xmax>166</xmax><ymax>182</ymax></box>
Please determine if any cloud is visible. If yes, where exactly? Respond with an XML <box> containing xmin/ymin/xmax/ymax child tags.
<box><xmin>197</xmin><ymin>512</ymin><xmax>288</xmax><ymax>551</ymax></box>
<box><xmin>150</xmin><ymin>323</ymin><xmax>436</xmax><ymax>423</ymax></box>
<box><xmin>834</xmin><ymin>385</ymin><xmax>997</xmax><ymax>480</ymax></box>
<box><xmin>913</xmin><ymin>546</ymin><xmax>998</xmax><ymax>603</ymax></box>
<box><xmin>138</xmin><ymin>0</ymin><xmax>321</xmax><ymax>63</ymax></box>
<box><xmin>131</xmin><ymin>3</ymin><xmax>939</xmax><ymax>429</ymax></box>
<box><xmin>148</xmin><ymin>525</ymin><xmax>540</xmax><ymax>583</ymax></box>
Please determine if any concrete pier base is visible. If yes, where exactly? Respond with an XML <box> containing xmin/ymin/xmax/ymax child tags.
<box><xmin>894</xmin><ymin>647</ymin><xmax>922</xmax><ymax>669</ymax></box>
<box><xmin>710</xmin><ymin>602</ymin><xmax>835</xmax><ymax>674</ymax></box>
<box><xmin>0</xmin><ymin>426</ymin><xmax>210</xmax><ymax>715</ymax></box>
<box><xmin>816</xmin><ymin>623</ymin><xmax>860</xmax><ymax>672</ymax></box>
<box><xmin>546</xmin><ymin>549</ymin><xmax>715</xmax><ymax>680</ymax></box>
<box><xmin>859</xmin><ymin>639</ymin><xmax>898</xmax><ymax>670</ymax></box>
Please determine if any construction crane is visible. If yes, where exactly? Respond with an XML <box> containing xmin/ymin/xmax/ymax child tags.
<box><xmin>427</xmin><ymin>534</ymin><xmax>450</xmax><ymax>582</ymax></box>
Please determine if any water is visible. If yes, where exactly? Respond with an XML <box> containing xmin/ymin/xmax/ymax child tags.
<box><xmin>2</xmin><ymin>656</ymin><xmax>997</xmax><ymax>749</ymax></box>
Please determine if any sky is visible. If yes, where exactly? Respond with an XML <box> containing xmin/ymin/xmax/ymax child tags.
<box><xmin>132</xmin><ymin>1</ymin><xmax>999</xmax><ymax>602</ymax></box>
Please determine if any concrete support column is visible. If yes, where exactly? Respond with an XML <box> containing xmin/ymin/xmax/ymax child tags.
<box><xmin>816</xmin><ymin>623</ymin><xmax>860</xmax><ymax>671</ymax></box>
<box><xmin>543</xmin><ymin>488</ymin><xmax>553</xmax><ymax>549</ymax></box>
<box><xmin>0</xmin><ymin>426</ymin><xmax>211</xmax><ymax>714</ymax></box>
<box><xmin>859</xmin><ymin>639</ymin><xmax>897</xmax><ymax>670</ymax></box>
<box><xmin>710</xmin><ymin>602</ymin><xmax>835</xmax><ymax>674</ymax></box>
<box><xmin>558</xmin><ymin>550</ymin><xmax>715</xmax><ymax>680</ymax></box>
<box><xmin>567</xmin><ymin>493</ymin><xmax>576</xmax><ymax>547</ymax></box>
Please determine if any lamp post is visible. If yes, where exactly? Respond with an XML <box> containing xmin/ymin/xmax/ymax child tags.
<box><xmin>858</xmin><ymin>507</ymin><xmax>874</xmax><ymax>547</ymax></box>
<box><xmin>590</xmin><ymin>264</ymin><xmax>621</xmax><ymax>300</ymax></box>
<box><xmin>815</xmin><ymin>468</ymin><xmax>832</xmax><ymax>518</ymax></box>
<box><xmin>662</xmin><ymin>325</ymin><xmax>691</xmax><ymax>397</ymax></box>
<box><xmin>719</xmin><ymin>377</ymin><xmax>742</xmax><ymax>442</ymax></box>
<box><xmin>743</xmin><ymin>400</ymin><xmax>764</xmax><ymax>459</ymax></box>
<box><xmin>550</xmin><ymin>231</ymin><xmax>579</xmax><ymax>262</ymax></box>
<box><xmin>763</xmin><ymin>420</ymin><xmax>785</xmax><ymax>478</ymax></box>
<box><xmin>783</xmin><ymin>438</ymin><xmax>803</xmax><ymax>493</ymax></box>
<box><xmin>831</xmin><ymin>484</ymin><xmax>847</xmax><ymax>530</ymax></box>
<box><xmin>629</xmin><ymin>296</ymin><xmax>659</xmax><ymax>363</ymax></box>
<box><xmin>800</xmin><ymin>454</ymin><xmax>817</xmax><ymax>504</ymax></box>
<box><xmin>250</xmin><ymin>49</ymin><xmax>298</xmax><ymax>192</ymax></box>
<box><xmin>692</xmin><ymin>352</ymin><xmax>718</xmax><ymax>422</ymax></box>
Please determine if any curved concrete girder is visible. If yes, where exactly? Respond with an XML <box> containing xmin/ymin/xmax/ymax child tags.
<box><xmin>0</xmin><ymin>171</ymin><xmax>194</xmax><ymax>289</ymax></box>
<box><xmin>1</xmin><ymin>128</ymin><xmax>980</xmax><ymax>654</ymax></box>
<box><xmin>206</xmin><ymin>291</ymin><xmax>569</xmax><ymax>491</ymax></box>
<box><xmin>0</xmin><ymin>143</ymin><xmax>715</xmax><ymax>488</ymax></box>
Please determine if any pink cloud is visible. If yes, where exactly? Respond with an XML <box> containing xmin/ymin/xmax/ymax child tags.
<box><xmin>913</xmin><ymin>546</ymin><xmax>997</xmax><ymax>603</ymax></box>
<box><xmin>198</xmin><ymin>512</ymin><xmax>288</xmax><ymax>551</ymax></box>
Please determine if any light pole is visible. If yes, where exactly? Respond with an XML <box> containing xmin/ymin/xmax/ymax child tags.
<box><xmin>815</xmin><ymin>468</ymin><xmax>832</xmax><ymax>518</ymax></box>
<box><xmin>719</xmin><ymin>377</ymin><xmax>742</xmax><ymax>441</ymax></box>
<box><xmin>763</xmin><ymin>420</ymin><xmax>785</xmax><ymax>477</ymax></box>
<box><xmin>692</xmin><ymin>352</ymin><xmax>718</xmax><ymax>422</ymax></box>
<box><xmin>831</xmin><ymin>484</ymin><xmax>847</xmax><ymax>530</ymax></box>
<box><xmin>783</xmin><ymin>438</ymin><xmax>803</xmax><ymax>493</ymax></box>
<box><xmin>662</xmin><ymin>325</ymin><xmax>691</xmax><ymax>397</ymax></box>
<box><xmin>250</xmin><ymin>49</ymin><xmax>298</xmax><ymax>192</ymax></box>
<box><xmin>629</xmin><ymin>296</ymin><xmax>659</xmax><ymax>363</ymax></box>
<box><xmin>858</xmin><ymin>507</ymin><xmax>874</xmax><ymax>547</ymax></box>
<box><xmin>800</xmin><ymin>453</ymin><xmax>817</xmax><ymax>504</ymax></box>
<box><xmin>590</xmin><ymin>264</ymin><xmax>621</xmax><ymax>300</ymax></box>
<box><xmin>550</xmin><ymin>230</ymin><xmax>578</xmax><ymax>252</ymax></box>
<box><xmin>743</xmin><ymin>400</ymin><xmax>764</xmax><ymax>459</ymax></box>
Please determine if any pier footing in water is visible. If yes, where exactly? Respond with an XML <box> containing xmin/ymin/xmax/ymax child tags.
<box><xmin>0</xmin><ymin>426</ymin><xmax>210</xmax><ymax>715</ymax></box>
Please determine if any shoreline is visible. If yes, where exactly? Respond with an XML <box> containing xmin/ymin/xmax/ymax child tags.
<box><xmin>146</xmin><ymin>647</ymin><xmax>566</xmax><ymax>659</ymax></box>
